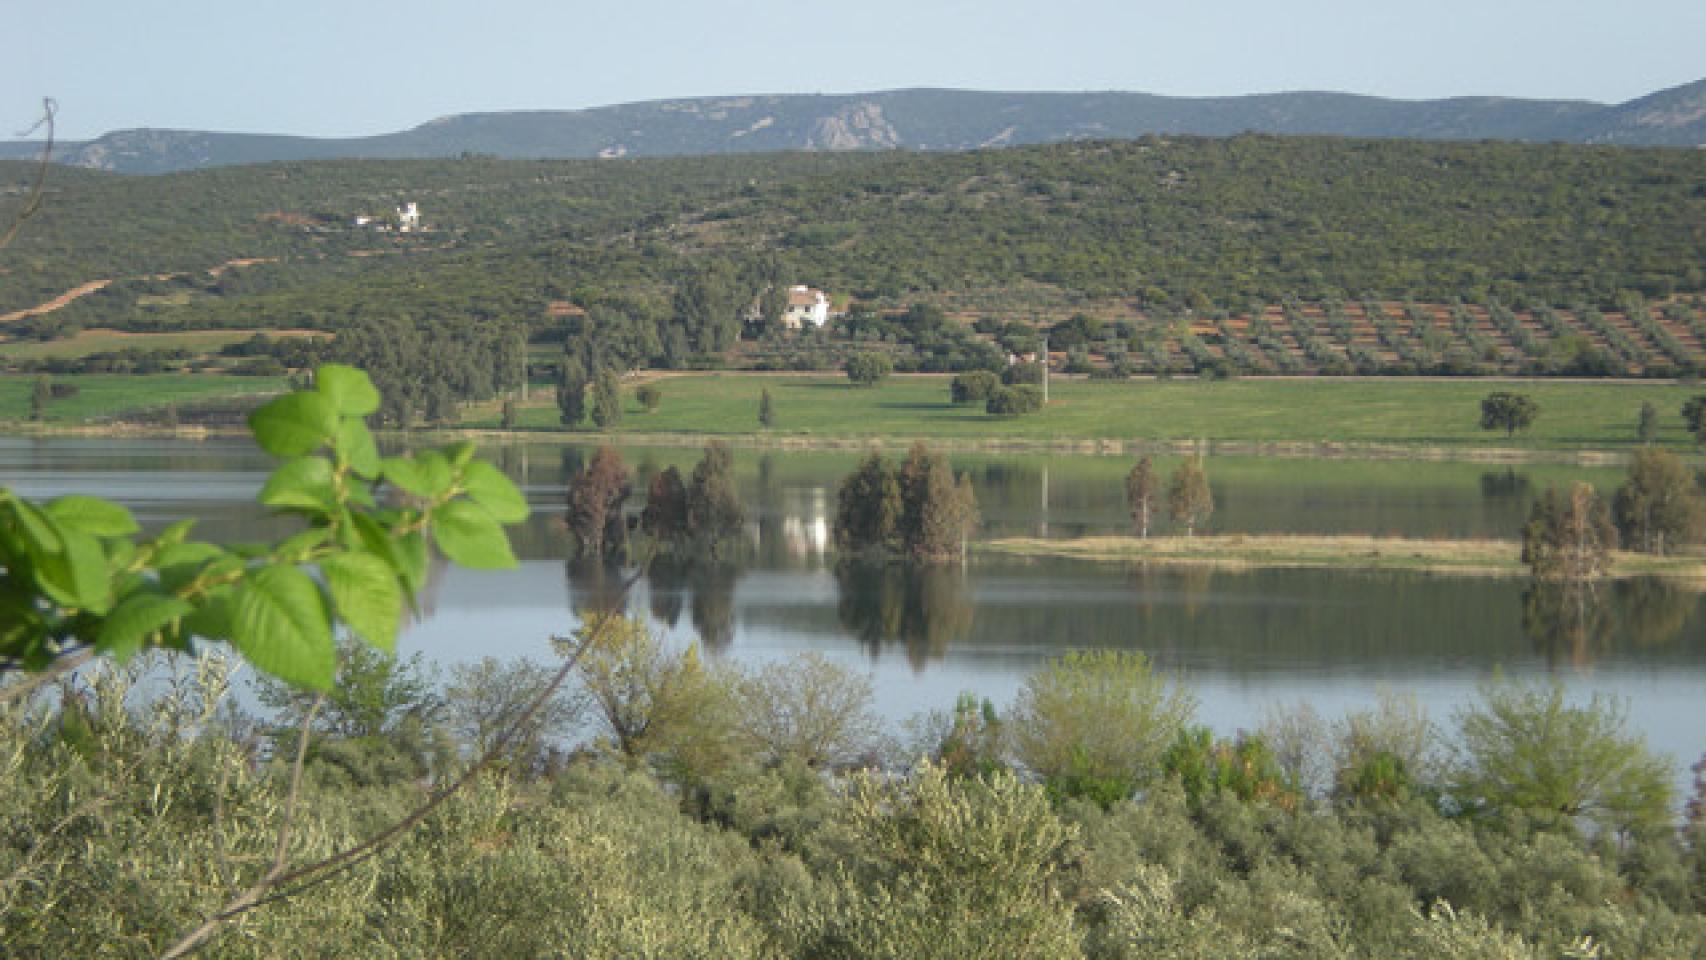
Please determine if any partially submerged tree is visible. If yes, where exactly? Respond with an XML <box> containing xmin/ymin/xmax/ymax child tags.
<box><xmin>837</xmin><ymin>445</ymin><xmax>976</xmax><ymax>562</ymax></box>
<box><xmin>1166</xmin><ymin>456</ymin><xmax>1213</xmax><ymax>537</ymax></box>
<box><xmin>1522</xmin><ymin>482</ymin><xmax>1616</xmax><ymax>581</ymax></box>
<box><xmin>1124</xmin><ymin>456</ymin><xmax>1160</xmax><ymax>538</ymax></box>
<box><xmin>1613</xmin><ymin>447</ymin><xmax>1702</xmax><ymax>555</ymax></box>
<box><xmin>566</xmin><ymin>446</ymin><xmax>631</xmax><ymax>558</ymax></box>
<box><xmin>835</xmin><ymin>451</ymin><xmax>903</xmax><ymax>556</ymax></box>
<box><xmin>686</xmin><ymin>440</ymin><xmax>744</xmax><ymax>551</ymax></box>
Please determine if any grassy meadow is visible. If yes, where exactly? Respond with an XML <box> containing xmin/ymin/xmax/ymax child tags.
<box><xmin>0</xmin><ymin>373</ymin><xmax>288</xmax><ymax>423</ymax></box>
<box><xmin>477</xmin><ymin>373</ymin><xmax>1706</xmax><ymax>453</ymax></box>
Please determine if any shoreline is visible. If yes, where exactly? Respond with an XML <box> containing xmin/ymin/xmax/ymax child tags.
<box><xmin>979</xmin><ymin>534</ymin><xmax>1706</xmax><ymax>581</ymax></box>
<box><xmin>0</xmin><ymin>421</ymin><xmax>1644</xmax><ymax>466</ymax></box>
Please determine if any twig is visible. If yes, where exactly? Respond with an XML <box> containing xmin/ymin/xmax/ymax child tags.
<box><xmin>157</xmin><ymin>694</ymin><xmax>321</xmax><ymax>960</ymax></box>
<box><xmin>0</xmin><ymin>97</ymin><xmax>56</xmax><ymax>252</ymax></box>
<box><xmin>155</xmin><ymin>616</ymin><xmax>609</xmax><ymax>958</ymax></box>
<box><xmin>0</xmin><ymin>648</ymin><xmax>95</xmax><ymax>707</ymax></box>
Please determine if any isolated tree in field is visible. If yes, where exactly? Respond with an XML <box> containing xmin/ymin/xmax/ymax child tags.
<box><xmin>1479</xmin><ymin>391</ymin><xmax>1538</xmax><ymax>439</ymax></box>
<box><xmin>1011</xmin><ymin>650</ymin><xmax>1196</xmax><ymax>804</ymax></box>
<box><xmin>1612</xmin><ymin>447</ymin><xmax>1702</xmax><ymax>555</ymax></box>
<box><xmin>29</xmin><ymin>374</ymin><xmax>50</xmax><ymax>422</ymax></box>
<box><xmin>835</xmin><ymin>451</ymin><xmax>903</xmax><ymax>555</ymax></box>
<box><xmin>1167</xmin><ymin>456</ymin><xmax>1213</xmax><ymax>537</ymax></box>
<box><xmin>845</xmin><ymin>351</ymin><xmax>892</xmax><ymax>387</ymax></box>
<box><xmin>1522</xmin><ymin>482</ymin><xmax>1615</xmax><ymax>581</ymax></box>
<box><xmin>686</xmin><ymin>441</ymin><xmax>743</xmax><ymax>549</ymax></box>
<box><xmin>566</xmin><ymin>446</ymin><xmax>631</xmax><ymax>557</ymax></box>
<box><xmin>639</xmin><ymin>465</ymin><xmax>689</xmax><ymax>546</ymax></box>
<box><xmin>758</xmin><ymin>387</ymin><xmax>774</xmax><ymax>427</ymax></box>
<box><xmin>636</xmin><ymin>384</ymin><xmax>662</xmax><ymax>413</ymax></box>
<box><xmin>591</xmin><ymin>369</ymin><xmax>623</xmax><ymax>429</ymax></box>
<box><xmin>557</xmin><ymin>353</ymin><xmax>588</xmax><ymax>426</ymax></box>
<box><xmin>1681</xmin><ymin>396</ymin><xmax>1706</xmax><ymax>444</ymax></box>
<box><xmin>1124</xmin><ymin>456</ymin><xmax>1160</xmax><ymax>538</ymax></box>
<box><xmin>1452</xmin><ymin>681</ymin><xmax>1673</xmax><ymax>831</ymax></box>
<box><xmin>1637</xmin><ymin>401</ymin><xmax>1658</xmax><ymax>445</ymax></box>
<box><xmin>986</xmin><ymin>384</ymin><xmax>1043</xmax><ymax>416</ymax></box>
<box><xmin>949</xmin><ymin>370</ymin><xmax>999</xmax><ymax>405</ymax></box>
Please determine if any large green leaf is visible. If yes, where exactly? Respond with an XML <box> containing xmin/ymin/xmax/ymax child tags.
<box><xmin>315</xmin><ymin>364</ymin><xmax>381</xmax><ymax>418</ymax></box>
<box><xmin>45</xmin><ymin>496</ymin><xmax>139</xmax><ymax>538</ymax></box>
<box><xmin>259</xmin><ymin>456</ymin><xmax>337</xmax><ymax>514</ymax></box>
<box><xmin>33</xmin><ymin>526</ymin><xmax>111</xmax><ymax>614</ymax></box>
<box><xmin>431</xmin><ymin>500</ymin><xmax>517</xmax><ymax>569</ymax></box>
<box><xmin>230</xmin><ymin>565</ymin><xmax>335</xmax><ymax>690</ymax></box>
<box><xmin>98</xmin><ymin>591</ymin><xmax>193</xmax><ymax>664</ymax></box>
<box><xmin>321</xmin><ymin>551</ymin><xmax>402</xmax><ymax>653</ymax></box>
<box><xmin>384</xmin><ymin>451</ymin><xmax>453</xmax><ymax>499</ymax></box>
<box><xmin>459</xmin><ymin>460</ymin><xmax>530</xmax><ymax>523</ymax></box>
<box><xmin>248</xmin><ymin>392</ymin><xmax>338</xmax><ymax>459</ymax></box>
<box><xmin>335</xmin><ymin>418</ymin><xmax>381</xmax><ymax>478</ymax></box>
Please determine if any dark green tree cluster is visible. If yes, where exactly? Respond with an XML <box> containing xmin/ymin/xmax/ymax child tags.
<box><xmin>844</xmin><ymin>351</ymin><xmax>893</xmax><ymax>387</ymax></box>
<box><xmin>324</xmin><ymin>314</ymin><xmax>526</xmax><ymax>427</ymax></box>
<box><xmin>637</xmin><ymin>442</ymin><xmax>745</xmax><ymax>557</ymax></box>
<box><xmin>1479</xmin><ymin>391</ymin><xmax>1538</xmax><ymax>440</ymax></box>
<box><xmin>834</xmin><ymin>444</ymin><xmax>977</xmax><ymax>562</ymax></box>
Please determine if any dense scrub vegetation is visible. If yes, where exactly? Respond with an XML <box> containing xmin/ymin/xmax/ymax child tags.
<box><xmin>4</xmin><ymin>643</ymin><xmax>1703</xmax><ymax>958</ymax></box>
<box><xmin>5</xmin><ymin>136</ymin><xmax>1705</xmax><ymax>382</ymax></box>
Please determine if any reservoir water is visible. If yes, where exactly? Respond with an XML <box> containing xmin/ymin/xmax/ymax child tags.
<box><xmin>4</xmin><ymin>436</ymin><xmax>1702</xmax><ymax>789</ymax></box>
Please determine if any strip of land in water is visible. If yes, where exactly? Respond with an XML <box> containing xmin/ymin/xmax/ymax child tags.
<box><xmin>980</xmin><ymin>534</ymin><xmax>1706</xmax><ymax>581</ymax></box>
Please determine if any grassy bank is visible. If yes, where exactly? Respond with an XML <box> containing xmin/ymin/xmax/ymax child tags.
<box><xmin>477</xmin><ymin>374</ymin><xmax>1705</xmax><ymax>455</ymax></box>
<box><xmin>982</xmin><ymin>534</ymin><xmax>1706</xmax><ymax>581</ymax></box>
<box><xmin>0</xmin><ymin>373</ymin><xmax>287</xmax><ymax>424</ymax></box>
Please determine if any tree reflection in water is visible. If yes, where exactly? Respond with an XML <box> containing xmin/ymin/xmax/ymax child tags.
<box><xmin>1522</xmin><ymin>576</ymin><xmax>1699</xmax><ymax>667</ymax></box>
<box><xmin>568</xmin><ymin>552</ymin><xmax>744</xmax><ymax>653</ymax></box>
<box><xmin>835</xmin><ymin>563</ymin><xmax>975</xmax><ymax>671</ymax></box>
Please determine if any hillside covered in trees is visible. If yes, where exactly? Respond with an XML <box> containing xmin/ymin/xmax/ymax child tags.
<box><xmin>3</xmin><ymin>135</ymin><xmax>1705</xmax><ymax>390</ymax></box>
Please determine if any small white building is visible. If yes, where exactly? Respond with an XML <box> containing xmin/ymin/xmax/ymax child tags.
<box><xmin>396</xmin><ymin>202</ymin><xmax>421</xmax><ymax>233</ymax></box>
<box><xmin>782</xmin><ymin>285</ymin><xmax>830</xmax><ymax>330</ymax></box>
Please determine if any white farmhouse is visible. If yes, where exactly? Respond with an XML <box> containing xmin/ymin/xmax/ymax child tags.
<box><xmin>782</xmin><ymin>285</ymin><xmax>830</xmax><ymax>330</ymax></box>
<box><xmin>396</xmin><ymin>202</ymin><xmax>420</xmax><ymax>233</ymax></box>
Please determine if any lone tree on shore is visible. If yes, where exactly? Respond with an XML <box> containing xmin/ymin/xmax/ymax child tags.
<box><xmin>1480</xmin><ymin>391</ymin><xmax>1538</xmax><ymax>440</ymax></box>
<box><xmin>1167</xmin><ymin>456</ymin><xmax>1213</xmax><ymax>537</ymax></box>
<box><xmin>1125</xmin><ymin>456</ymin><xmax>1160</xmax><ymax>538</ymax></box>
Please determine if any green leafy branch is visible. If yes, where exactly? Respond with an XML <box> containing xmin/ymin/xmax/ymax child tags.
<box><xmin>0</xmin><ymin>363</ymin><xmax>530</xmax><ymax>698</ymax></box>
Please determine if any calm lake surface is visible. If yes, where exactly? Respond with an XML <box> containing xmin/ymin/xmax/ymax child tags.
<box><xmin>4</xmin><ymin>436</ymin><xmax>1702</xmax><ymax>788</ymax></box>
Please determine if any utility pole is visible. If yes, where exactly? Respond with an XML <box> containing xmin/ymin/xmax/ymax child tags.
<box><xmin>1042</xmin><ymin>333</ymin><xmax>1049</xmax><ymax>404</ymax></box>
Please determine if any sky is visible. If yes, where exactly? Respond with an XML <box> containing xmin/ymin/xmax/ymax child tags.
<box><xmin>7</xmin><ymin>0</ymin><xmax>1705</xmax><ymax>140</ymax></box>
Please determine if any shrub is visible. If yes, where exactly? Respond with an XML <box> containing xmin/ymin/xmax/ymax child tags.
<box><xmin>987</xmin><ymin>384</ymin><xmax>1044</xmax><ymax>416</ymax></box>
<box><xmin>845</xmin><ymin>351</ymin><xmax>892</xmax><ymax>387</ymax></box>
<box><xmin>949</xmin><ymin>369</ymin><xmax>999</xmax><ymax>405</ymax></box>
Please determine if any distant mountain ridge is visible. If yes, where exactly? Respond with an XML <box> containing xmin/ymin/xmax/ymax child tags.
<box><xmin>6</xmin><ymin>79</ymin><xmax>1703</xmax><ymax>174</ymax></box>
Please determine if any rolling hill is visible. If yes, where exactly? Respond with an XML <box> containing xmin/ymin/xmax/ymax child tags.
<box><xmin>4</xmin><ymin>79</ymin><xmax>1702</xmax><ymax>175</ymax></box>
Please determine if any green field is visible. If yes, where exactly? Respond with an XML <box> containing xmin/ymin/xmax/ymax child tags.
<box><xmin>480</xmin><ymin>374</ymin><xmax>1706</xmax><ymax>453</ymax></box>
<box><xmin>0</xmin><ymin>328</ymin><xmax>320</xmax><ymax>360</ymax></box>
<box><xmin>0</xmin><ymin>374</ymin><xmax>288</xmax><ymax>423</ymax></box>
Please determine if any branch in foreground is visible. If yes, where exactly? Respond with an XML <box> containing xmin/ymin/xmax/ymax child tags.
<box><xmin>0</xmin><ymin>97</ymin><xmax>57</xmax><ymax>251</ymax></box>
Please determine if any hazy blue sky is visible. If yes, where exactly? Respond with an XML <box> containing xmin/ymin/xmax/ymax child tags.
<box><xmin>8</xmin><ymin>0</ymin><xmax>1704</xmax><ymax>139</ymax></box>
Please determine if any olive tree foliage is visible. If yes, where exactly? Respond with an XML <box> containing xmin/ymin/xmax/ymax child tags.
<box><xmin>1451</xmin><ymin>681</ymin><xmax>1674</xmax><ymax>832</ymax></box>
<box><xmin>1480</xmin><ymin>391</ymin><xmax>1539</xmax><ymax>439</ymax></box>
<box><xmin>793</xmin><ymin>763</ymin><xmax>1084</xmax><ymax>960</ymax></box>
<box><xmin>1612</xmin><ymin>447</ymin><xmax>1703</xmax><ymax>555</ymax></box>
<box><xmin>1010</xmin><ymin>650</ymin><xmax>1196</xmax><ymax>803</ymax></box>
<box><xmin>1521</xmin><ymin>483</ymin><xmax>1616</xmax><ymax>581</ymax></box>
<box><xmin>1167</xmin><ymin>455</ymin><xmax>1213</xmax><ymax>537</ymax></box>
<box><xmin>0</xmin><ymin>364</ymin><xmax>530</xmax><ymax>697</ymax></box>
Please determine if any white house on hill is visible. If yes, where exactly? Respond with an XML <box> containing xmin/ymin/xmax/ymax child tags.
<box><xmin>397</xmin><ymin>202</ymin><xmax>420</xmax><ymax>233</ymax></box>
<box><xmin>783</xmin><ymin>285</ymin><xmax>830</xmax><ymax>330</ymax></box>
